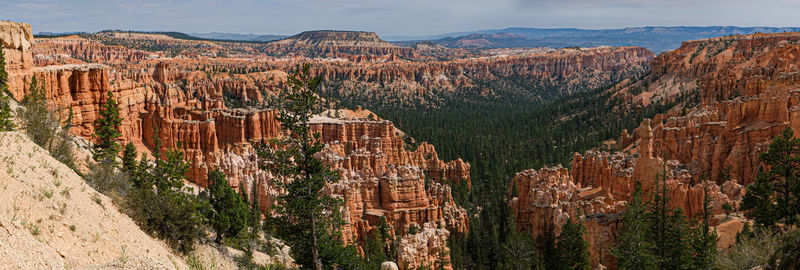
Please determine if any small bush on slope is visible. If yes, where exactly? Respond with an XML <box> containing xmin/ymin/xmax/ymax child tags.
<box><xmin>768</xmin><ymin>229</ymin><xmax>800</xmax><ymax>270</ymax></box>
<box><xmin>716</xmin><ymin>228</ymin><xmax>780</xmax><ymax>270</ymax></box>
<box><xmin>16</xmin><ymin>76</ymin><xmax>75</xmax><ymax>170</ymax></box>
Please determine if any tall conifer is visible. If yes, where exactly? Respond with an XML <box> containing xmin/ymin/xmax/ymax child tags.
<box><xmin>93</xmin><ymin>91</ymin><xmax>122</xmax><ymax>162</ymax></box>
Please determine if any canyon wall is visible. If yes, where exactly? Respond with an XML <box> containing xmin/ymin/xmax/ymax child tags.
<box><xmin>4</xmin><ymin>22</ymin><xmax>474</xmax><ymax>267</ymax></box>
<box><xmin>1</xmin><ymin>20</ymin><xmax>34</xmax><ymax>99</ymax></box>
<box><xmin>510</xmin><ymin>32</ymin><xmax>800</xmax><ymax>269</ymax></box>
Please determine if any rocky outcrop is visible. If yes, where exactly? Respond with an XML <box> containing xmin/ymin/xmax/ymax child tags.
<box><xmin>260</xmin><ymin>31</ymin><xmax>414</xmax><ymax>60</ymax></box>
<box><xmin>508</xmin><ymin>165</ymin><xmax>625</xmax><ymax>267</ymax></box>
<box><xmin>32</xmin><ymin>35</ymin><xmax>157</xmax><ymax>66</ymax></box>
<box><xmin>1</xmin><ymin>20</ymin><xmax>35</xmax><ymax>99</ymax></box>
<box><xmin>397</xmin><ymin>222</ymin><xmax>452</xmax><ymax>270</ymax></box>
<box><xmin>2</xmin><ymin>22</ymin><xmax>474</xmax><ymax>267</ymax></box>
<box><xmin>303</xmin><ymin>46</ymin><xmax>653</xmax><ymax>106</ymax></box>
<box><xmin>511</xmin><ymin>32</ymin><xmax>800</xmax><ymax>269</ymax></box>
<box><xmin>615</xmin><ymin>32</ymin><xmax>800</xmax><ymax>186</ymax></box>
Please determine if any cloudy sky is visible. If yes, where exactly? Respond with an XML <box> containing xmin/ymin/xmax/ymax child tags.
<box><xmin>3</xmin><ymin>0</ymin><xmax>799</xmax><ymax>37</ymax></box>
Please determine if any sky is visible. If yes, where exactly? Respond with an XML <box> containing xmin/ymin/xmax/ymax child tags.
<box><xmin>2</xmin><ymin>0</ymin><xmax>800</xmax><ymax>37</ymax></box>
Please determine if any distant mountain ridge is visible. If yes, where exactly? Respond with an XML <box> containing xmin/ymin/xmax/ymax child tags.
<box><xmin>40</xmin><ymin>26</ymin><xmax>800</xmax><ymax>53</ymax></box>
<box><xmin>190</xmin><ymin>32</ymin><xmax>286</xmax><ymax>41</ymax></box>
<box><xmin>390</xmin><ymin>26</ymin><xmax>800</xmax><ymax>52</ymax></box>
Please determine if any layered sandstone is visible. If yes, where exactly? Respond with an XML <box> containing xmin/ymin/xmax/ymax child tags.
<box><xmin>510</xmin><ymin>122</ymin><xmax>743</xmax><ymax>267</ymax></box>
<box><xmin>1</xmin><ymin>20</ymin><xmax>35</xmax><ymax>99</ymax></box>
<box><xmin>511</xmin><ymin>32</ymin><xmax>800</xmax><ymax>269</ymax></box>
<box><xmin>13</xmin><ymin>23</ymin><xmax>660</xmax><ymax>268</ymax></box>
<box><xmin>262</xmin><ymin>31</ymin><xmax>414</xmax><ymax>60</ymax></box>
<box><xmin>4</xmin><ymin>23</ymin><xmax>475</xmax><ymax>267</ymax></box>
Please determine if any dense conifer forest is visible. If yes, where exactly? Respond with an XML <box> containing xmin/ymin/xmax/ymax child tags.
<box><xmin>324</xmin><ymin>74</ymin><xmax>691</xmax><ymax>268</ymax></box>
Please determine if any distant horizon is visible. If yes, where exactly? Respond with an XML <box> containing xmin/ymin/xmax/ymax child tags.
<box><xmin>5</xmin><ymin>0</ymin><xmax>800</xmax><ymax>38</ymax></box>
<box><xmin>32</xmin><ymin>25</ymin><xmax>800</xmax><ymax>41</ymax></box>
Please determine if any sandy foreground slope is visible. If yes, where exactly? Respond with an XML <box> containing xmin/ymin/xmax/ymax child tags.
<box><xmin>0</xmin><ymin>131</ymin><xmax>189</xmax><ymax>269</ymax></box>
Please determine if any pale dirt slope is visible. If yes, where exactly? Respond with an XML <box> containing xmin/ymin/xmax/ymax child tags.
<box><xmin>0</xmin><ymin>131</ymin><xmax>189</xmax><ymax>269</ymax></box>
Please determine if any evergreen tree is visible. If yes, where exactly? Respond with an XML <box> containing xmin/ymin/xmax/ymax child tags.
<box><xmin>434</xmin><ymin>248</ymin><xmax>451</xmax><ymax>270</ymax></box>
<box><xmin>19</xmin><ymin>76</ymin><xmax>59</xmax><ymax>150</ymax></box>
<box><xmin>0</xmin><ymin>46</ymin><xmax>13</xmax><ymax>131</ymax></box>
<box><xmin>123</xmin><ymin>128</ymin><xmax>203</xmax><ymax>253</ymax></box>
<box><xmin>0</xmin><ymin>93</ymin><xmax>13</xmax><ymax>131</ymax></box>
<box><xmin>741</xmin><ymin>127</ymin><xmax>800</xmax><ymax>229</ymax></box>
<box><xmin>51</xmin><ymin>107</ymin><xmax>75</xmax><ymax>169</ymax></box>
<box><xmin>93</xmin><ymin>91</ymin><xmax>123</xmax><ymax>163</ymax></box>
<box><xmin>613</xmin><ymin>182</ymin><xmax>657</xmax><ymax>270</ymax></box>
<box><xmin>536</xmin><ymin>229</ymin><xmax>560</xmax><ymax>270</ymax></box>
<box><xmin>206</xmin><ymin>169</ymin><xmax>249</xmax><ymax>243</ymax></box>
<box><xmin>152</xmin><ymin>141</ymin><xmax>190</xmax><ymax>192</ymax></box>
<box><xmin>768</xmin><ymin>229</ymin><xmax>800</xmax><ymax>270</ymax></box>
<box><xmin>363</xmin><ymin>228</ymin><xmax>389</xmax><ymax>268</ymax></box>
<box><xmin>255</xmin><ymin>63</ymin><xmax>360</xmax><ymax>269</ymax></box>
<box><xmin>722</xmin><ymin>202</ymin><xmax>733</xmax><ymax>220</ymax></box>
<box><xmin>648</xmin><ymin>169</ymin><xmax>691</xmax><ymax>270</ymax></box>
<box><xmin>0</xmin><ymin>39</ymin><xmax>9</xmax><ymax>97</ymax></box>
<box><xmin>556</xmin><ymin>218</ymin><xmax>591</xmax><ymax>270</ymax></box>
<box><xmin>500</xmin><ymin>226</ymin><xmax>544</xmax><ymax>270</ymax></box>
<box><xmin>689</xmin><ymin>183</ymin><xmax>718</xmax><ymax>269</ymax></box>
<box><xmin>121</xmin><ymin>142</ymin><xmax>138</xmax><ymax>174</ymax></box>
<box><xmin>249</xmin><ymin>180</ymin><xmax>261</xmax><ymax>236</ymax></box>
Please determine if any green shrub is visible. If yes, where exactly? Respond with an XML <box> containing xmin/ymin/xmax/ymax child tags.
<box><xmin>206</xmin><ymin>169</ymin><xmax>249</xmax><ymax>243</ymax></box>
<box><xmin>716</xmin><ymin>228</ymin><xmax>780</xmax><ymax>270</ymax></box>
<box><xmin>18</xmin><ymin>77</ymin><xmax>59</xmax><ymax>150</ymax></box>
<box><xmin>768</xmin><ymin>229</ymin><xmax>800</xmax><ymax>270</ymax></box>
<box><xmin>86</xmin><ymin>159</ymin><xmax>130</xmax><ymax>198</ymax></box>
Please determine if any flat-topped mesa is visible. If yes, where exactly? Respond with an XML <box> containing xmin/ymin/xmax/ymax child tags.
<box><xmin>263</xmin><ymin>30</ymin><xmax>413</xmax><ymax>60</ymax></box>
<box><xmin>283</xmin><ymin>30</ymin><xmax>389</xmax><ymax>46</ymax></box>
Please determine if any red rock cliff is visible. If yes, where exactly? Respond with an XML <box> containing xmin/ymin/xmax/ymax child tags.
<box><xmin>510</xmin><ymin>33</ymin><xmax>800</xmax><ymax>269</ymax></box>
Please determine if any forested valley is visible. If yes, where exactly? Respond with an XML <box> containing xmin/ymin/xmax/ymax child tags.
<box><xmin>325</xmin><ymin>72</ymin><xmax>693</xmax><ymax>268</ymax></box>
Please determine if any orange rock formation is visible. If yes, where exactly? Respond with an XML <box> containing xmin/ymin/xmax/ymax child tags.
<box><xmin>3</xmin><ymin>21</ymin><xmax>475</xmax><ymax>266</ymax></box>
<box><xmin>510</xmin><ymin>32</ymin><xmax>800</xmax><ymax>269</ymax></box>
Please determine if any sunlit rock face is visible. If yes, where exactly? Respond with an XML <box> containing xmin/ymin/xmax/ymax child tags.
<box><xmin>511</xmin><ymin>32</ymin><xmax>800</xmax><ymax>269</ymax></box>
<box><xmin>3</xmin><ymin>22</ymin><xmax>478</xmax><ymax>266</ymax></box>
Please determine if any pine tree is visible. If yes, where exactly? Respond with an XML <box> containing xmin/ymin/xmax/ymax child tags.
<box><xmin>768</xmin><ymin>229</ymin><xmax>800</xmax><ymax>270</ymax></box>
<box><xmin>206</xmin><ymin>169</ymin><xmax>249</xmax><ymax>243</ymax></box>
<box><xmin>741</xmin><ymin>127</ymin><xmax>800</xmax><ymax>229</ymax></box>
<box><xmin>249</xmin><ymin>180</ymin><xmax>261</xmax><ymax>236</ymax></box>
<box><xmin>126</xmin><ymin>130</ymin><xmax>203</xmax><ymax>253</ymax></box>
<box><xmin>51</xmin><ymin>107</ymin><xmax>75</xmax><ymax>169</ymax></box>
<box><xmin>434</xmin><ymin>247</ymin><xmax>451</xmax><ymax>270</ymax></box>
<box><xmin>0</xmin><ymin>40</ymin><xmax>9</xmax><ymax>97</ymax></box>
<box><xmin>364</xmin><ymin>228</ymin><xmax>389</xmax><ymax>268</ymax></box>
<box><xmin>689</xmin><ymin>183</ymin><xmax>718</xmax><ymax>270</ymax></box>
<box><xmin>121</xmin><ymin>142</ymin><xmax>138</xmax><ymax>174</ymax></box>
<box><xmin>93</xmin><ymin>91</ymin><xmax>123</xmax><ymax>163</ymax></box>
<box><xmin>0</xmin><ymin>94</ymin><xmax>13</xmax><ymax>131</ymax></box>
<box><xmin>556</xmin><ymin>218</ymin><xmax>591</xmax><ymax>270</ymax></box>
<box><xmin>722</xmin><ymin>202</ymin><xmax>733</xmax><ymax>220</ymax></box>
<box><xmin>648</xmin><ymin>168</ymin><xmax>691</xmax><ymax>270</ymax></box>
<box><xmin>613</xmin><ymin>182</ymin><xmax>657</xmax><ymax>270</ymax></box>
<box><xmin>0</xmin><ymin>46</ymin><xmax>14</xmax><ymax>131</ymax></box>
<box><xmin>255</xmin><ymin>63</ymin><xmax>357</xmax><ymax>269</ymax></box>
<box><xmin>19</xmin><ymin>76</ymin><xmax>59</xmax><ymax>150</ymax></box>
<box><xmin>500</xmin><ymin>226</ymin><xmax>544</xmax><ymax>270</ymax></box>
<box><xmin>152</xmin><ymin>140</ymin><xmax>190</xmax><ymax>193</ymax></box>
